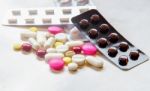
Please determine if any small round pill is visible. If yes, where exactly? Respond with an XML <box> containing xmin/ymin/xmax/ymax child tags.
<box><xmin>99</xmin><ymin>24</ymin><xmax>109</xmax><ymax>34</ymax></box>
<box><xmin>36</xmin><ymin>49</ymin><xmax>46</xmax><ymax>58</ymax></box>
<box><xmin>72</xmin><ymin>54</ymin><xmax>85</xmax><ymax>65</ymax></box>
<box><xmin>29</xmin><ymin>27</ymin><xmax>38</xmax><ymax>32</ymax></box>
<box><xmin>82</xmin><ymin>43</ymin><xmax>97</xmax><ymax>55</ymax></box>
<box><xmin>48</xmin><ymin>26</ymin><xmax>64</xmax><ymax>35</ymax></box>
<box><xmin>54</xmin><ymin>42</ymin><xmax>63</xmax><ymax>48</ymax></box>
<box><xmin>48</xmin><ymin>58</ymin><xmax>64</xmax><ymax>71</ymax></box>
<box><xmin>97</xmin><ymin>38</ymin><xmax>108</xmax><ymax>48</ymax></box>
<box><xmin>90</xmin><ymin>14</ymin><xmax>100</xmax><ymax>24</ymax></box>
<box><xmin>21</xmin><ymin>43</ymin><xmax>32</xmax><ymax>52</ymax></box>
<box><xmin>119</xmin><ymin>42</ymin><xmax>129</xmax><ymax>52</ymax></box>
<box><xmin>108</xmin><ymin>47</ymin><xmax>118</xmax><ymax>57</ymax></box>
<box><xmin>79</xmin><ymin>19</ymin><xmax>89</xmax><ymax>29</ymax></box>
<box><xmin>72</xmin><ymin>46</ymin><xmax>82</xmax><ymax>54</ymax></box>
<box><xmin>108</xmin><ymin>33</ymin><xmax>119</xmax><ymax>43</ymax></box>
<box><xmin>88</xmin><ymin>28</ymin><xmax>98</xmax><ymax>39</ymax></box>
<box><xmin>13</xmin><ymin>43</ymin><xmax>22</xmax><ymax>51</ymax></box>
<box><xmin>130</xmin><ymin>51</ymin><xmax>139</xmax><ymax>60</ymax></box>
<box><xmin>65</xmin><ymin>51</ymin><xmax>75</xmax><ymax>57</ymax></box>
<box><xmin>63</xmin><ymin>57</ymin><xmax>72</xmax><ymax>65</ymax></box>
<box><xmin>119</xmin><ymin>55</ymin><xmax>128</xmax><ymax>66</ymax></box>
<box><xmin>68</xmin><ymin>63</ymin><xmax>78</xmax><ymax>71</ymax></box>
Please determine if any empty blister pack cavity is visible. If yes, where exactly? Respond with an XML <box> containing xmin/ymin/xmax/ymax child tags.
<box><xmin>71</xmin><ymin>9</ymin><xmax>149</xmax><ymax>70</ymax></box>
<box><xmin>3</xmin><ymin>6</ymin><xmax>96</xmax><ymax>26</ymax></box>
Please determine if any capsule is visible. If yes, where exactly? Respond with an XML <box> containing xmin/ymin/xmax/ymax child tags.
<box><xmin>28</xmin><ymin>38</ymin><xmax>40</xmax><ymax>50</ymax></box>
<box><xmin>86</xmin><ymin>56</ymin><xmax>103</xmax><ymax>68</ymax></box>
<box><xmin>45</xmin><ymin>53</ymin><xmax>64</xmax><ymax>62</ymax></box>
<box><xmin>44</xmin><ymin>37</ymin><xmax>55</xmax><ymax>49</ymax></box>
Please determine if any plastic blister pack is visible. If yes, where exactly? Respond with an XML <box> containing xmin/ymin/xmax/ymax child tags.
<box><xmin>3</xmin><ymin>6</ymin><xmax>96</xmax><ymax>26</ymax></box>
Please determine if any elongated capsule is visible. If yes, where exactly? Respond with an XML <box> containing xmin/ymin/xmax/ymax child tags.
<box><xmin>86</xmin><ymin>56</ymin><xmax>103</xmax><ymax>68</ymax></box>
<box><xmin>36</xmin><ymin>31</ymin><xmax>47</xmax><ymax>45</ymax></box>
<box><xmin>65</xmin><ymin>41</ymin><xmax>84</xmax><ymax>47</ymax></box>
<box><xmin>44</xmin><ymin>37</ymin><xmax>55</xmax><ymax>49</ymax></box>
<box><xmin>21</xmin><ymin>31</ymin><xmax>36</xmax><ymax>39</ymax></box>
<box><xmin>45</xmin><ymin>53</ymin><xmax>64</xmax><ymax>62</ymax></box>
<box><xmin>28</xmin><ymin>38</ymin><xmax>40</xmax><ymax>50</ymax></box>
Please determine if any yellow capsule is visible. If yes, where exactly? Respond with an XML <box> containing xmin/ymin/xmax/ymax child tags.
<box><xmin>29</xmin><ymin>27</ymin><xmax>38</xmax><ymax>32</ymax></box>
<box><xmin>65</xmin><ymin>51</ymin><xmax>75</xmax><ymax>57</ymax></box>
<box><xmin>54</xmin><ymin>42</ymin><xmax>63</xmax><ymax>48</ymax></box>
<box><xmin>63</xmin><ymin>57</ymin><xmax>72</xmax><ymax>65</ymax></box>
<box><xmin>13</xmin><ymin>43</ymin><xmax>22</xmax><ymax>51</ymax></box>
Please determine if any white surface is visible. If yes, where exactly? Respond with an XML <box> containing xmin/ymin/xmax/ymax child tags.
<box><xmin>0</xmin><ymin>0</ymin><xmax>150</xmax><ymax>91</ymax></box>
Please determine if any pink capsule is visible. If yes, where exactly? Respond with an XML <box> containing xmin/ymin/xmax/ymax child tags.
<box><xmin>48</xmin><ymin>58</ymin><xmax>64</xmax><ymax>71</ymax></box>
<box><xmin>82</xmin><ymin>43</ymin><xmax>97</xmax><ymax>55</ymax></box>
<box><xmin>36</xmin><ymin>49</ymin><xmax>46</xmax><ymax>58</ymax></box>
<box><xmin>48</xmin><ymin>26</ymin><xmax>64</xmax><ymax>35</ymax></box>
<box><xmin>21</xmin><ymin>43</ymin><xmax>32</xmax><ymax>52</ymax></box>
<box><xmin>72</xmin><ymin>46</ymin><xmax>82</xmax><ymax>54</ymax></box>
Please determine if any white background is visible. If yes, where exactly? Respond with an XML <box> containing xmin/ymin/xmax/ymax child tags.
<box><xmin>0</xmin><ymin>0</ymin><xmax>150</xmax><ymax>91</ymax></box>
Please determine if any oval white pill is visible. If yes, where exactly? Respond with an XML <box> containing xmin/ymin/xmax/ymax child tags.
<box><xmin>45</xmin><ymin>53</ymin><xmax>64</xmax><ymax>62</ymax></box>
<box><xmin>86</xmin><ymin>56</ymin><xmax>103</xmax><ymax>68</ymax></box>
<box><xmin>44</xmin><ymin>37</ymin><xmax>55</xmax><ymax>49</ymax></box>
<box><xmin>72</xmin><ymin>54</ymin><xmax>85</xmax><ymax>65</ymax></box>
<box><xmin>68</xmin><ymin>63</ymin><xmax>78</xmax><ymax>71</ymax></box>
<box><xmin>46</xmin><ymin>48</ymin><xmax>57</xmax><ymax>53</ymax></box>
<box><xmin>21</xmin><ymin>31</ymin><xmax>36</xmax><ymax>39</ymax></box>
<box><xmin>55</xmin><ymin>33</ymin><xmax>67</xmax><ymax>43</ymax></box>
<box><xmin>28</xmin><ymin>38</ymin><xmax>40</xmax><ymax>50</ymax></box>
<box><xmin>65</xmin><ymin>41</ymin><xmax>84</xmax><ymax>47</ymax></box>
<box><xmin>36</xmin><ymin>31</ymin><xmax>47</xmax><ymax>45</ymax></box>
<box><xmin>56</xmin><ymin>45</ymin><xmax>69</xmax><ymax>53</ymax></box>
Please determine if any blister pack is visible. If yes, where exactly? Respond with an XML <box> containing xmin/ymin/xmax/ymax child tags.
<box><xmin>2</xmin><ymin>6</ymin><xmax>96</xmax><ymax>26</ymax></box>
<box><xmin>71</xmin><ymin>9</ymin><xmax>149</xmax><ymax>70</ymax></box>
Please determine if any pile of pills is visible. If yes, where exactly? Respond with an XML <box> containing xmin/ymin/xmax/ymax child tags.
<box><xmin>13</xmin><ymin>26</ymin><xmax>104</xmax><ymax>72</ymax></box>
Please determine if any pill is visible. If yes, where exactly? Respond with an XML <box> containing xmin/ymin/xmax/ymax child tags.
<box><xmin>82</xmin><ymin>43</ymin><xmax>97</xmax><ymax>55</ymax></box>
<box><xmin>86</xmin><ymin>56</ymin><xmax>103</xmax><ymax>68</ymax></box>
<box><xmin>69</xmin><ymin>27</ymin><xmax>80</xmax><ymax>38</ymax></box>
<box><xmin>60</xmin><ymin>18</ymin><xmax>69</xmax><ymax>23</ymax></box>
<box><xmin>72</xmin><ymin>46</ymin><xmax>82</xmax><ymax>54</ymax></box>
<box><xmin>72</xmin><ymin>54</ymin><xmax>85</xmax><ymax>65</ymax></box>
<box><xmin>36</xmin><ymin>31</ymin><xmax>47</xmax><ymax>45</ymax></box>
<box><xmin>46</xmin><ymin>32</ymin><xmax>54</xmax><ymax>38</ymax></box>
<box><xmin>48</xmin><ymin>58</ymin><xmax>64</xmax><ymax>71</ymax></box>
<box><xmin>55</xmin><ymin>33</ymin><xmax>67</xmax><ymax>43</ymax></box>
<box><xmin>12</xmin><ymin>10</ymin><xmax>21</xmax><ymax>16</ymax></box>
<box><xmin>60</xmin><ymin>0</ymin><xmax>72</xmax><ymax>6</ymax></box>
<box><xmin>48</xmin><ymin>26</ymin><xmax>64</xmax><ymax>35</ymax></box>
<box><xmin>77</xmin><ymin>0</ymin><xmax>89</xmax><ymax>6</ymax></box>
<box><xmin>47</xmin><ymin>48</ymin><xmax>57</xmax><ymax>53</ymax></box>
<box><xmin>13</xmin><ymin>43</ymin><xmax>22</xmax><ymax>51</ymax></box>
<box><xmin>21</xmin><ymin>31</ymin><xmax>36</xmax><ymax>39</ymax></box>
<box><xmin>68</xmin><ymin>63</ymin><xmax>78</xmax><ymax>71</ymax></box>
<box><xmin>56</xmin><ymin>45</ymin><xmax>69</xmax><ymax>53</ymax></box>
<box><xmin>44</xmin><ymin>37</ymin><xmax>55</xmax><ymax>49</ymax></box>
<box><xmin>63</xmin><ymin>57</ymin><xmax>72</xmax><ymax>65</ymax></box>
<box><xmin>28</xmin><ymin>38</ymin><xmax>40</xmax><ymax>50</ymax></box>
<box><xmin>54</xmin><ymin>42</ymin><xmax>63</xmax><ymax>48</ymax></box>
<box><xmin>29</xmin><ymin>27</ymin><xmax>38</xmax><ymax>32</ymax></box>
<box><xmin>21</xmin><ymin>43</ymin><xmax>32</xmax><ymax>52</ymax></box>
<box><xmin>36</xmin><ymin>49</ymin><xmax>46</xmax><ymax>58</ymax></box>
<box><xmin>45</xmin><ymin>53</ymin><xmax>64</xmax><ymax>62</ymax></box>
<box><xmin>65</xmin><ymin>41</ymin><xmax>84</xmax><ymax>47</ymax></box>
<box><xmin>8</xmin><ymin>19</ymin><xmax>17</xmax><ymax>24</ymax></box>
<box><xmin>25</xmin><ymin>18</ymin><xmax>34</xmax><ymax>24</ymax></box>
<box><xmin>65</xmin><ymin>51</ymin><xmax>75</xmax><ymax>57</ymax></box>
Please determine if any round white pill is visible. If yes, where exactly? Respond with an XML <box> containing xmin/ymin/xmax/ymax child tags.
<box><xmin>68</xmin><ymin>63</ymin><xmax>78</xmax><ymax>71</ymax></box>
<box><xmin>86</xmin><ymin>56</ymin><xmax>103</xmax><ymax>68</ymax></box>
<box><xmin>55</xmin><ymin>33</ymin><xmax>67</xmax><ymax>43</ymax></box>
<box><xmin>72</xmin><ymin>54</ymin><xmax>85</xmax><ymax>65</ymax></box>
<box><xmin>56</xmin><ymin>45</ymin><xmax>69</xmax><ymax>53</ymax></box>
